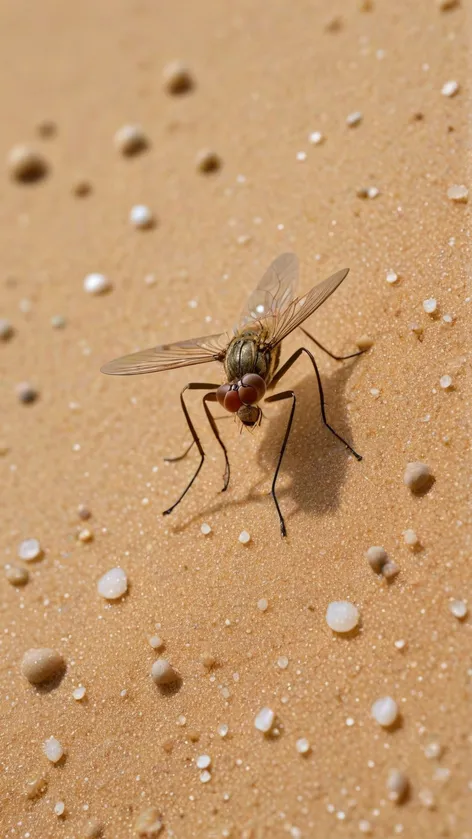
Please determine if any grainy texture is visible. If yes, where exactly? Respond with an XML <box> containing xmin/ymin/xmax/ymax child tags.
<box><xmin>0</xmin><ymin>1</ymin><xmax>470</xmax><ymax>837</ymax></box>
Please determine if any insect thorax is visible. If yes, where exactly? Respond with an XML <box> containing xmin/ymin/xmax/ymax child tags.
<box><xmin>224</xmin><ymin>331</ymin><xmax>280</xmax><ymax>384</ymax></box>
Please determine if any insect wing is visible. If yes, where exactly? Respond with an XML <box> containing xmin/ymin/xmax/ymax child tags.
<box><xmin>238</xmin><ymin>252</ymin><xmax>299</xmax><ymax>327</ymax></box>
<box><xmin>101</xmin><ymin>333</ymin><xmax>227</xmax><ymax>376</ymax></box>
<box><xmin>266</xmin><ymin>268</ymin><xmax>350</xmax><ymax>347</ymax></box>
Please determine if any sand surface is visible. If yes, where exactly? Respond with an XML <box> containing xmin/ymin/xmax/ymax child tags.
<box><xmin>1</xmin><ymin>1</ymin><xmax>471</xmax><ymax>837</ymax></box>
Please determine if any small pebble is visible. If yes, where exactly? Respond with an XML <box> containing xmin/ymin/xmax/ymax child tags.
<box><xmin>371</xmin><ymin>696</ymin><xmax>398</xmax><ymax>727</ymax></box>
<box><xmin>18</xmin><ymin>537</ymin><xmax>42</xmax><ymax>561</ymax></box>
<box><xmin>195</xmin><ymin>149</ymin><xmax>221</xmax><ymax>174</ymax></box>
<box><xmin>308</xmin><ymin>131</ymin><xmax>324</xmax><ymax>145</ymax></box>
<box><xmin>439</xmin><ymin>375</ymin><xmax>453</xmax><ymax>390</ymax></box>
<box><xmin>387</xmin><ymin>769</ymin><xmax>409</xmax><ymax>803</ymax></box>
<box><xmin>51</xmin><ymin>314</ymin><xmax>66</xmax><ymax>329</ymax></box>
<box><xmin>78</xmin><ymin>528</ymin><xmax>93</xmax><ymax>543</ymax></box>
<box><xmin>7</xmin><ymin>144</ymin><xmax>48</xmax><ymax>182</ymax></box>
<box><xmin>346</xmin><ymin>111</ymin><xmax>363</xmax><ymax>127</ymax></box>
<box><xmin>16</xmin><ymin>381</ymin><xmax>39</xmax><ymax>404</ymax></box>
<box><xmin>367</xmin><ymin>186</ymin><xmax>380</xmax><ymax>199</ymax></box>
<box><xmin>238</xmin><ymin>530</ymin><xmax>251</xmax><ymax>545</ymax></box>
<box><xmin>78</xmin><ymin>504</ymin><xmax>91</xmax><ymax>520</ymax></box>
<box><xmin>257</xmin><ymin>598</ymin><xmax>268</xmax><ymax>612</ymax></box>
<box><xmin>162</xmin><ymin>60</ymin><xmax>194</xmax><ymax>95</ymax></box>
<box><xmin>418</xmin><ymin>788</ymin><xmax>435</xmax><ymax>809</ymax></box>
<box><xmin>200</xmin><ymin>770</ymin><xmax>212</xmax><ymax>783</ymax></box>
<box><xmin>72</xmin><ymin>178</ymin><xmax>92</xmax><ymax>197</ymax></box>
<box><xmin>403</xmin><ymin>461</ymin><xmax>433</xmax><ymax>492</ymax></box>
<box><xmin>83</xmin><ymin>273</ymin><xmax>112</xmax><ymax>295</ymax></box>
<box><xmin>424</xmin><ymin>741</ymin><xmax>442</xmax><ymax>759</ymax></box>
<box><xmin>295</xmin><ymin>738</ymin><xmax>311</xmax><ymax>755</ymax></box>
<box><xmin>200</xmin><ymin>522</ymin><xmax>212</xmax><ymax>535</ymax></box>
<box><xmin>447</xmin><ymin>184</ymin><xmax>468</xmax><ymax>203</ymax></box>
<box><xmin>134</xmin><ymin>806</ymin><xmax>163</xmax><ymax>836</ymax></box>
<box><xmin>365</xmin><ymin>545</ymin><xmax>388</xmax><ymax>573</ymax></box>
<box><xmin>441</xmin><ymin>80</ymin><xmax>459</xmax><ymax>97</ymax></box>
<box><xmin>254</xmin><ymin>707</ymin><xmax>275</xmax><ymax>733</ymax></box>
<box><xmin>356</xmin><ymin>335</ymin><xmax>374</xmax><ymax>351</ymax></box>
<box><xmin>394</xmin><ymin>639</ymin><xmax>407</xmax><ymax>651</ymax></box>
<box><xmin>403</xmin><ymin>529</ymin><xmax>419</xmax><ymax>547</ymax></box>
<box><xmin>326</xmin><ymin>601</ymin><xmax>359</xmax><ymax>633</ymax></box>
<box><xmin>358</xmin><ymin>820</ymin><xmax>372</xmax><ymax>835</ymax></box>
<box><xmin>5</xmin><ymin>563</ymin><xmax>29</xmax><ymax>586</ymax></box>
<box><xmin>73</xmin><ymin>685</ymin><xmax>86</xmax><ymax>701</ymax></box>
<box><xmin>423</xmin><ymin>297</ymin><xmax>437</xmax><ymax>315</ymax></box>
<box><xmin>54</xmin><ymin>801</ymin><xmax>65</xmax><ymax>817</ymax></box>
<box><xmin>149</xmin><ymin>635</ymin><xmax>164</xmax><ymax>650</ymax></box>
<box><xmin>386</xmin><ymin>270</ymin><xmax>399</xmax><ymax>285</ymax></box>
<box><xmin>37</xmin><ymin>120</ymin><xmax>57</xmax><ymax>138</ymax></box>
<box><xmin>277</xmin><ymin>656</ymin><xmax>289</xmax><ymax>670</ymax></box>
<box><xmin>25</xmin><ymin>775</ymin><xmax>48</xmax><ymax>799</ymax></box>
<box><xmin>129</xmin><ymin>205</ymin><xmax>154</xmax><ymax>229</ymax></box>
<box><xmin>114</xmin><ymin>124</ymin><xmax>148</xmax><ymax>156</ymax></box>
<box><xmin>218</xmin><ymin>723</ymin><xmax>229</xmax><ymax>737</ymax></box>
<box><xmin>43</xmin><ymin>736</ymin><xmax>64</xmax><ymax>763</ymax></box>
<box><xmin>201</xmin><ymin>653</ymin><xmax>216</xmax><ymax>669</ymax></box>
<box><xmin>151</xmin><ymin>658</ymin><xmax>179</xmax><ymax>686</ymax></box>
<box><xmin>382</xmin><ymin>560</ymin><xmax>400</xmax><ymax>580</ymax></box>
<box><xmin>0</xmin><ymin>318</ymin><xmax>13</xmax><ymax>340</ymax></box>
<box><xmin>296</xmin><ymin>151</ymin><xmax>307</xmax><ymax>162</ymax></box>
<box><xmin>97</xmin><ymin>567</ymin><xmax>128</xmax><ymax>600</ymax></box>
<box><xmin>21</xmin><ymin>648</ymin><xmax>65</xmax><ymax>684</ymax></box>
<box><xmin>196</xmin><ymin>754</ymin><xmax>211</xmax><ymax>769</ymax></box>
<box><xmin>449</xmin><ymin>599</ymin><xmax>467</xmax><ymax>619</ymax></box>
<box><xmin>82</xmin><ymin>819</ymin><xmax>104</xmax><ymax>839</ymax></box>
<box><xmin>437</xmin><ymin>0</ymin><xmax>459</xmax><ymax>8</ymax></box>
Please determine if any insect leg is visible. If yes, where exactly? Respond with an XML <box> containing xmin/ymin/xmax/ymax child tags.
<box><xmin>162</xmin><ymin>383</ymin><xmax>219</xmax><ymax>516</ymax></box>
<box><xmin>268</xmin><ymin>348</ymin><xmax>362</xmax><ymax>461</ymax></box>
<box><xmin>203</xmin><ymin>392</ymin><xmax>231</xmax><ymax>491</ymax></box>
<box><xmin>299</xmin><ymin>326</ymin><xmax>364</xmax><ymax>361</ymax></box>
<box><xmin>264</xmin><ymin>390</ymin><xmax>296</xmax><ymax>538</ymax></box>
<box><xmin>164</xmin><ymin>440</ymin><xmax>195</xmax><ymax>463</ymax></box>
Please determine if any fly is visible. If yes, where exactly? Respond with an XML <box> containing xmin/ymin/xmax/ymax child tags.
<box><xmin>101</xmin><ymin>253</ymin><xmax>365</xmax><ymax>536</ymax></box>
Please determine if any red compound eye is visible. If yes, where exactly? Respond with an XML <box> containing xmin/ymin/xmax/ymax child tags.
<box><xmin>240</xmin><ymin>374</ymin><xmax>266</xmax><ymax>401</ymax></box>
<box><xmin>239</xmin><ymin>385</ymin><xmax>258</xmax><ymax>405</ymax></box>
<box><xmin>224</xmin><ymin>388</ymin><xmax>243</xmax><ymax>413</ymax></box>
<box><xmin>216</xmin><ymin>383</ymin><xmax>230</xmax><ymax>408</ymax></box>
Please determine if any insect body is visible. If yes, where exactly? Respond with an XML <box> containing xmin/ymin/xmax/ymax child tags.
<box><xmin>101</xmin><ymin>253</ymin><xmax>365</xmax><ymax>536</ymax></box>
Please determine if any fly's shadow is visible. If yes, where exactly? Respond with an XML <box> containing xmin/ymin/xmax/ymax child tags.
<box><xmin>257</xmin><ymin>358</ymin><xmax>360</xmax><ymax>519</ymax></box>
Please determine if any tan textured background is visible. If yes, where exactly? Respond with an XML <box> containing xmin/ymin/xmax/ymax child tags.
<box><xmin>0</xmin><ymin>1</ymin><xmax>470</xmax><ymax>837</ymax></box>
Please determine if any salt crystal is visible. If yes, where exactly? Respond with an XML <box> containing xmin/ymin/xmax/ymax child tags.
<box><xmin>5</xmin><ymin>563</ymin><xmax>29</xmax><ymax>586</ymax></box>
<box><xmin>439</xmin><ymin>375</ymin><xmax>453</xmax><ymax>390</ymax></box>
<box><xmin>346</xmin><ymin>111</ymin><xmax>363</xmax><ymax>127</ymax></box>
<box><xmin>51</xmin><ymin>315</ymin><xmax>66</xmax><ymax>329</ymax></box>
<box><xmin>257</xmin><ymin>598</ymin><xmax>268</xmax><ymax>612</ymax></box>
<box><xmin>449</xmin><ymin>599</ymin><xmax>467</xmax><ymax>619</ymax></box>
<box><xmin>296</xmin><ymin>151</ymin><xmax>307</xmax><ymax>162</ymax></box>
<box><xmin>84</xmin><ymin>273</ymin><xmax>111</xmax><ymax>295</ymax></box>
<box><xmin>359</xmin><ymin>820</ymin><xmax>372</xmax><ymax>834</ymax></box>
<box><xmin>441</xmin><ymin>80</ymin><xmax>459</xmax><ymax>97</ymax></box>
<box><xmin>78</xmin><ymin>528</ymin><xmax>93</xmax><ymax>543</ymax></box>
<box><xmin>367</xmin><ymin>186</ymin><xmax>380</xmax><ymax>199</ymax></box>
<box><xmin>149</xmin><ymin>635</ymin><xmax>164</xmax><ymax>650</ymax></box>
<box><xmin>423</xmin><ymin>297</ymin><xmax>437</xmax><ymax>314</ymax></box>
<box><xmin>54</xmin><ymin>801</ymin><xmax>65</xmax><ymax>817</ymax></box>
<box><xmin>418</xmin><ymin>788</ymin><xmax>435</xmax><ymax>809</ymax></box>
<box><xmin>382</xmin><ymin>561</ymin><xmax>400</xmax><ymax>580</ymax></box>
<box><xmin>97</xmin><ymin>567</ymin><xmax>128</xmax><ymax>600</ymax></box>
<box><xmin>308</xmin><ymin>131</ymin><xmax>324</xmax><ymax>145</ymax></box>
<box><xmin>326</xmin><ymin>601</ymin><xmax>359</xmax><ymax>633</ymax></box>
<box><xmin>403</xmin><ymin>461</ymin><xmax>433</xmax><ymax>492</ymax></box>
<box><xmin>200</xmin><ymin>523</ymin><xmax>212</xmax><ymax>535</ymax></box>
<box><xmin>255</xmin><ymin>706</ymin><xmax>275</xmax><ymax>733</ymax></box>
<box><xmin>424</xmin><ymin>742</ymin><xmax>442</xmax><ymax>759</ymax></box>
<box><xmin>447</xmin><ymin>184</ymin><xmax>468</xmax><ymax>203</ymax></box>
<box><xmin>218</xmin><ymin>724</ymin><xmax>229</xmax><ymax>737</ymax></box>
<box><xmin>129</xmin><ymin>205</ymin><xmax>154</xmax><ymax>229</ymax></box>
<box><xmin>43</xmin><ymin>736</ymin><xmax>64</xmax><ymax>763</ymax></box>
<box><xmin>295</xmin><ymin>737</ymin><xmax>310</xmax><ymax>754</ymax></box>
<box><xmin>386</xmin><ymin>270</ymin><xmax>399</xmax><ymax>285</ymax></box>
<box><xmin>371</xmin><ymin>696</ymin><xmax>398</xmax><ymax>727</ymax></box>
<box><xmin>238</xmin><ymin>530</ymin><xmax>251</xmax><ymax>545</ymax></box>
<box><xmin>196</xmin><ymin>754</ymin><xmax>211</xmax><ymax>769</ymax></box>
<box><xmin>394</xmin><ymin>639</ymin><xmax>407</xmax><ymax>650</ymax></box>
<box><xmin>277</xmin><ymin>656</ymin><xmax>289</xmax><ymax>670</ymax></box>
<box><xmin>200</xmin><ymin>770</ymin><xmax>212</xmax><ymax>783</ymax></box>
<box><xmin>18</xmin><ymin>538</ymin><xmax>42</xmax><ymax>561</ymax></box>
